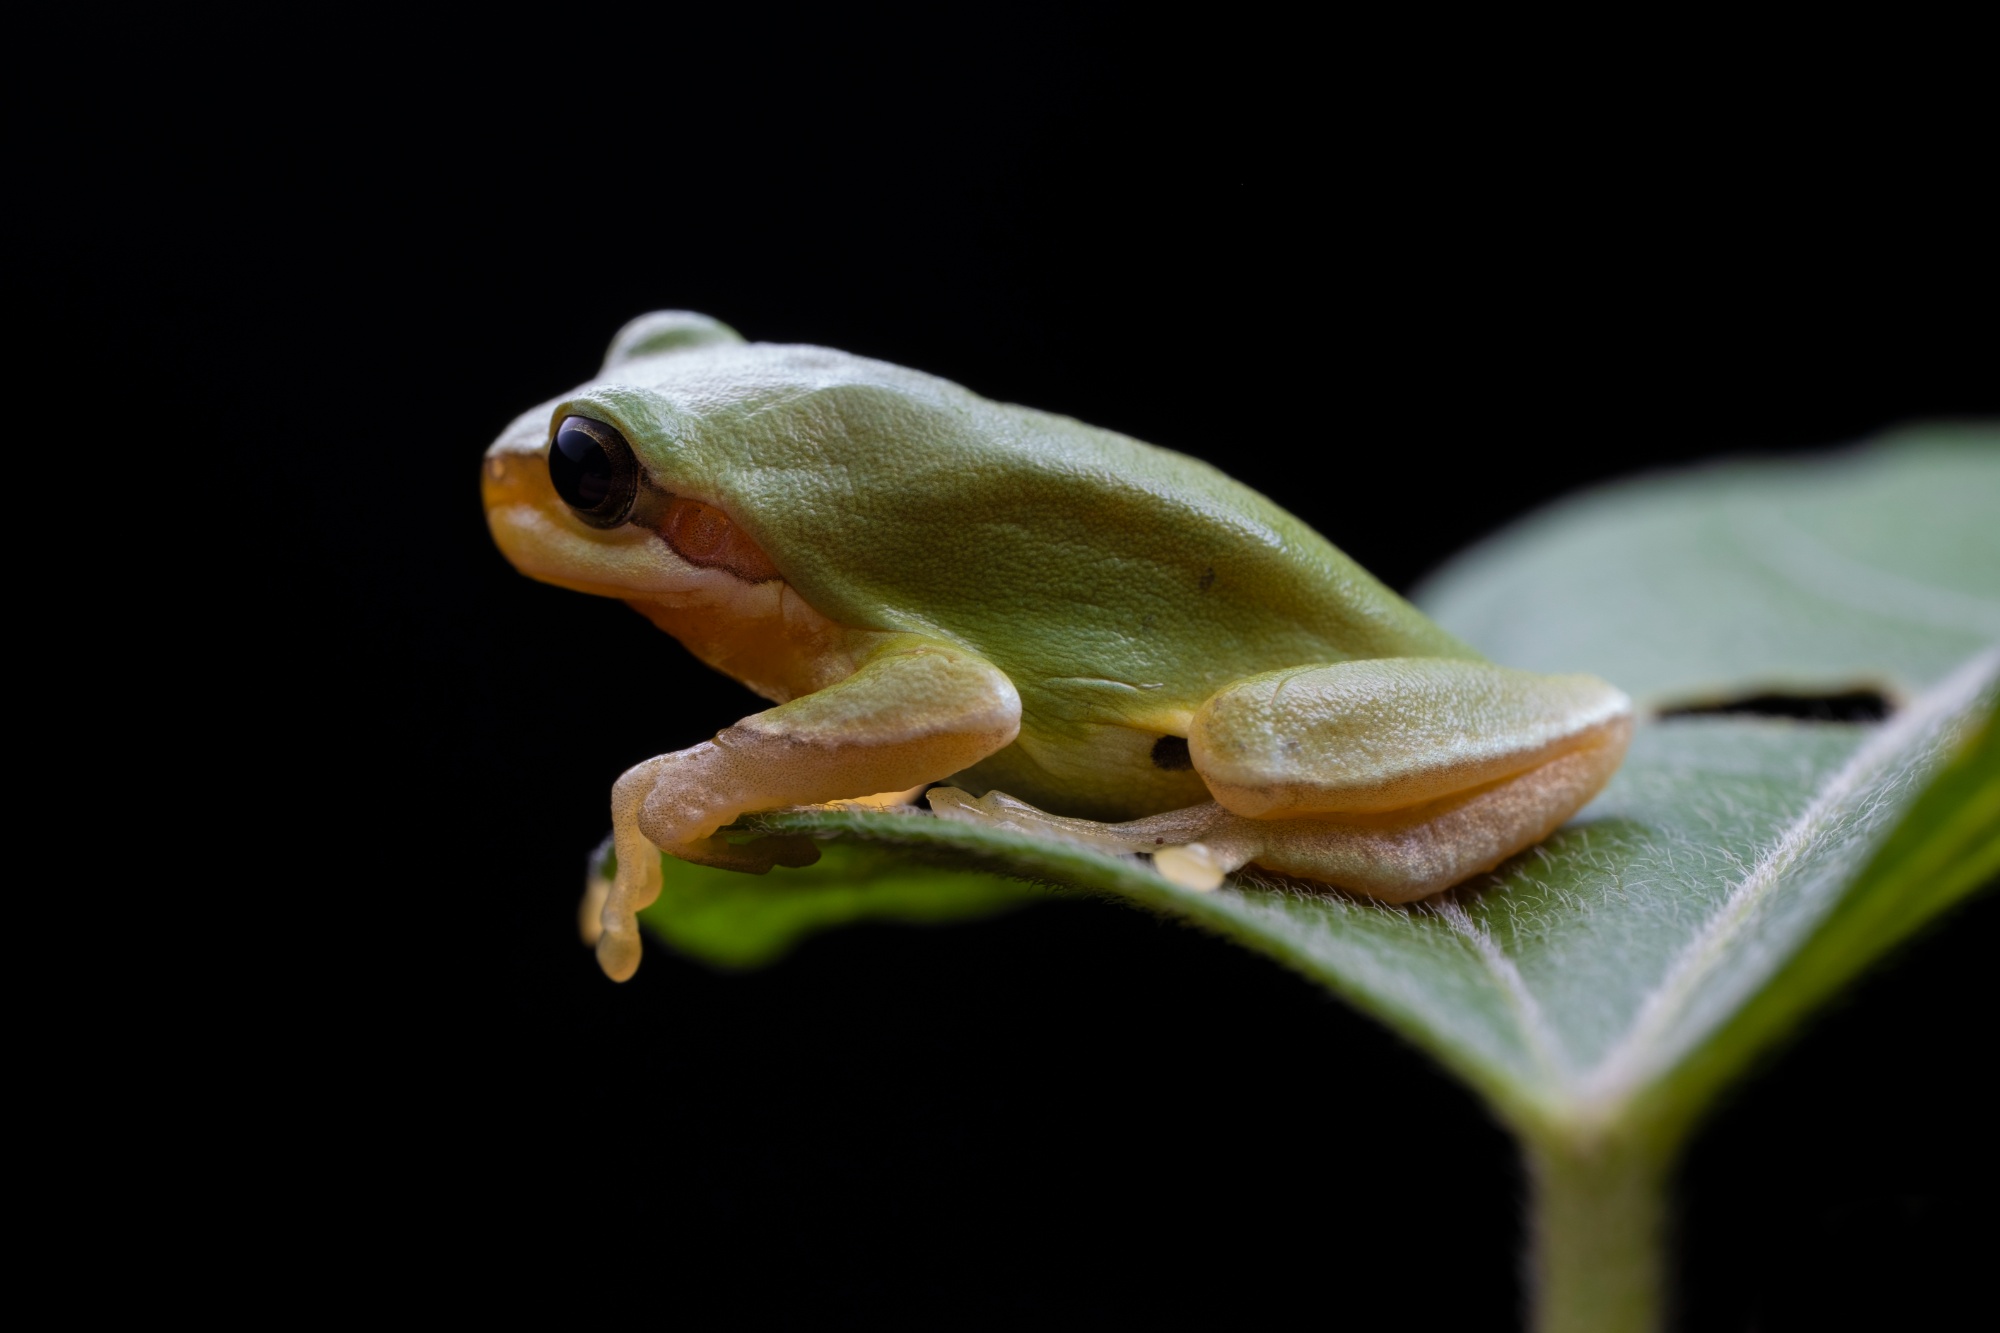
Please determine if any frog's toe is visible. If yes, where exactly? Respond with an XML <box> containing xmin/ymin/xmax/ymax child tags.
<box><xmin>595</xmin><ymin>825</ymin><xmax>665</xmax><ymax>981</ymax></box>
<box><xmin>579</xmin><ymin>863</ymin><xmax>612</xmax><ymax>945</ymax></box>
<box><xmin>594</xmin><ymin>858</ymin><xmax>655</xmax><ymax>980</ymax></box>
<box><xmin>927</xmin><ymin>787</ymin><xmax>1147</xmax><ymax>857</ymax></box>
<box><xmin>1152</xmin><ymin>842</ymin><xmax>1245</xmax><ymax>891</ymax></box>
<box><xmin>596</xmin><ymin>915</ymin><xmax>645</xmax><ymax>982</ymax></box>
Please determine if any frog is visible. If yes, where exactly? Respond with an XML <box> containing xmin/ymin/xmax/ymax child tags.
<box><xmin>483</xmin><ymin>311</ymin><xmax>1634</xmax><ymax>981</ymax></box>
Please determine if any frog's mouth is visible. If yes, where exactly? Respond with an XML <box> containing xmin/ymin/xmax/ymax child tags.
<box><xmin>482</xmin><ymin>446</ymin><xmax>785</xmax><ymax>602</ymax></box>
<box><xmin>483</xmin><ymin>447</ymin><xmax>680</xmax><ymax>599</ymax></box>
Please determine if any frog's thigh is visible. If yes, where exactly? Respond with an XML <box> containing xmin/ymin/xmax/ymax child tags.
<box><xmin>595</xmin><ymin>641</ymin><xmax>1021</xmax><ymax>981</ymax></box>
<box><xmin>1188</xmin><ymin>658</ymin><xmax>1633</xmax><ymax>819</ymax></box>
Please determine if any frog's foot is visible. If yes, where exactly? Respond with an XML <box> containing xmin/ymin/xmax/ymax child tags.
<box><xmin>584</xmin><ymin>828</ymin><xmax>820</xmax><ymax>966</ymax></box>
<box><xmin>600</xmin><ymin>746</ymin><xmax>745</xmax><ymax>983</ymax></box>
<box><xmin>595</xmin><ymin>750</ymin><xmax>826</xmax><ymax>980</ymax></box>
<box><xmin>596</xmin><ymin>809</ymin><xmax>668</xmax><ymax>982</ymax></box>
<box><xmin>596</xmin><ymin>753</ymin><xmax>734</xmax><ymax>981</ymax></box>
<box><xmin>925</xmin><ymin>788</ymin><xmax>1254</xmax><ymax>891</ymax></box>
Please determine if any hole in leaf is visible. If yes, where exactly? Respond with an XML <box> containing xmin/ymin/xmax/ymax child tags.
<box><xmin>1656</xmin><ymin>690</ymin><xmax>1893</xmax><ymax>723</ymax></box>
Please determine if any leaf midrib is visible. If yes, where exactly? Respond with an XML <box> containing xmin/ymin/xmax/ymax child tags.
<box><xmin>1549</xmin><ymin>648</ymin><xmax>1997</xmax><ymax>1130</ymax></box>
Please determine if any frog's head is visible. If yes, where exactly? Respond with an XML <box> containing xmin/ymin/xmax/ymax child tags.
<box><xmin>486</xmin><ymin>310</ymin><xmax>993</xmax><ymax>663</ymax></box>
<box><xmin>482</xmin><ymin>311</ymin><xmax>791</xmax><ymax>605</ymax></box>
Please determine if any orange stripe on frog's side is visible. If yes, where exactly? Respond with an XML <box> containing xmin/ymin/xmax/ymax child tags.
<box><xmin>657</xmin><ymin>495</ymin><xmax>782</xmax><ymax>584</ymax></box>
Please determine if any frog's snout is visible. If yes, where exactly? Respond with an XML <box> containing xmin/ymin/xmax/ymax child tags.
<box><xmin>482</xmin><ymin>446</ymin><xmax>581</xmax><ymax>586</ymax></box>
<box><xmin>481</xmin><ymin>447</ymin><xmax>550</xmax><ymax>514</ymax></box>
<box><xmin>483</xmin><ymin>442</ymin><xmax>715</xmax><ymax>601</ymax></box>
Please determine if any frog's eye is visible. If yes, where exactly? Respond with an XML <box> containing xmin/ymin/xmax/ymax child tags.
<box><xmin>548</xmin><ymin>415</ymin><xmax>639</xmax><ymax>528</ymax></box>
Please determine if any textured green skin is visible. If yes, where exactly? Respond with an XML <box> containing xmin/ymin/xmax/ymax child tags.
<box><xmin>515</xmin><ymin>315</ymin><xmax>1483</xmax><ymax>819</ymax></box>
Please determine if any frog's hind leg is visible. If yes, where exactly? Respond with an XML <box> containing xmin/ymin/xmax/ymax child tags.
<box><xmin>1184</xmin><ymin>658</ymin><xmax>1634</xmax><ymax>900</ymax></box>
<box><xmin>1199</xmin><ymin>741</ymin><xmax>1629</xmax><ymax>900</ymax></box>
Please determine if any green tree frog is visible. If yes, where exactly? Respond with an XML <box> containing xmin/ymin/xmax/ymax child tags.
<box><xmin>484</xmin><ymin>313</ymin><xmax>1633</xmax><ymax>981</ymax></box>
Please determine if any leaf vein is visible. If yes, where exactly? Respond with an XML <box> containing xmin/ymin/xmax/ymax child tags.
<box><xmin>1573</xmin><ymin>646</ymin><xmax>1999</xmax><ymax>1116</ymax></box>
<box><xmin>1439</xmin><ymin>900</ymin><xmax>1571</xmax><ymax>1085</ymax></box>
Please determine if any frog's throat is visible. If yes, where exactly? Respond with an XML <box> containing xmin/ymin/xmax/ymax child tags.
<box><xmin>623</xmin><ymin>589</ymin><xmax>861</xmax><ymax>707</ymax></box>
<box><xmin>485</xmin><ymin>489</ymin><xmax>856</xmax><ymax>707</ymax></box>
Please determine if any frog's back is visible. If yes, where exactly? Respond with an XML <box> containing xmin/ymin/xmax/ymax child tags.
<box><xmin>584</xmin><ymin>339</ymin><xmax>1469</xmax><ymax>676</ymax></box>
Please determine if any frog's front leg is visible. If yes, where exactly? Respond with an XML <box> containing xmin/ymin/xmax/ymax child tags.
<box><xmin>596</xmin><ymin>636</ymin><xmax>1022</xmax><ymax>980</ymax></box>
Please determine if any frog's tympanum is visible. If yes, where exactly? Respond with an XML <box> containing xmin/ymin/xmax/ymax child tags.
<box><xmin>484</xmin><ymin>313</ymin><xmax>1633</xmax><ymax>980</ymax></box>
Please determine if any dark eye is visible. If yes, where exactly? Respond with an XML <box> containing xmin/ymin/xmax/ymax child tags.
<box><xmin>548</xmin><ymin>415</ymin><xmax>639</xmax><ymax>527</ymax></box>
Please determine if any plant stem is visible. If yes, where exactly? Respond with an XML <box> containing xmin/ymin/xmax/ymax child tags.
<box><xmin>1525</xmin><ymin>1130</ymin><xmax>1672</xmax><ymax>1333</ymax></box>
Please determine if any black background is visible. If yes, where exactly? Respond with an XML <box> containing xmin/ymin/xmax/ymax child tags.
<box><xmin>27</xmin><ymin>12</ymin><xmax>1995</xmax><ymax>1328</ymax></box>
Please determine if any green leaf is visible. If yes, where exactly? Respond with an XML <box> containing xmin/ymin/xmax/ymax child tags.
<box><xmin>628</xmin><ymin>433</ymin><xmax>1999</xmax><ymax>1139</ymax></box>
<box><xmin>617</xmin><ymin>431</ymin><xmax>1998</xmax><ymax>1329</ymax></box>
<box><xmin>1414</xmin><ymin>424</ymin><xmax>2000</xmax><ymax>707</ymax></box>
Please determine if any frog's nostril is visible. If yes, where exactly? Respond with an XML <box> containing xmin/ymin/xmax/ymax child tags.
<box><xmin>549</xmin><ymin>415</ymin><xmax>638</xmax><ymax>527</ymax></box>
